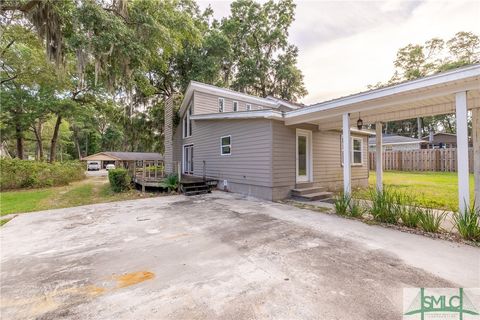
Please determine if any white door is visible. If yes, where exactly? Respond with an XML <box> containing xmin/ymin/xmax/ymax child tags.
<box><xmin>183</xmin><ymin>145</ymin><xmax>194</xmax><ymax>174</ymax></box>
<box><xmin>296</xmin><ymin>129</ymin><xmax>312</xmax><ymax>182</ymax></box>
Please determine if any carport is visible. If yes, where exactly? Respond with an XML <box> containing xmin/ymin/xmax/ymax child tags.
<box><xmin>285</xmin><ymin>64</ymin><xmax>480</xmax><ymax>212</ymax></box>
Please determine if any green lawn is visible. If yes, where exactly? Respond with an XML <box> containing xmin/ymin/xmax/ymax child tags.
<box><xmin>0</xmin><ymin>177</ymin><xmax>161</xmax><ymax>221</ymax></box>
<box><xmin>355</xmin><ymin>171</ymin><xmax>475</xmax><ymax>211</ymax></box>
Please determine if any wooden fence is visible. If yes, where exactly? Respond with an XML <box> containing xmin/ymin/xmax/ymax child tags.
<box><xmin>368</xmin><ymin>148</ymin><xmax>474</xmax><ymax>173</ymax></box>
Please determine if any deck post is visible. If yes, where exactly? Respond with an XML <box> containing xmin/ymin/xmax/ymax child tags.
<box><xmin>342</xmin><ymin>113</ymin><xmax>351</xmax><ymax>195</ymax></box>
<box><xmin>455</xmin><ymin>91</ymin><xmax>470</xmax><ymax>213</ymax></box>
<box><xmin>375</xmin><ymin>122</ymin><xmax>383</xmax><ymax>192</ymax></box>
<box><xmin>142</xmin><ymin>160</ymin><xmax>146</xmax><ymax>193</ymax></box>
<box><xmin>473</xmin><ymin>107</ymin><xmax>480</xmax><ymax>206</ymax></box>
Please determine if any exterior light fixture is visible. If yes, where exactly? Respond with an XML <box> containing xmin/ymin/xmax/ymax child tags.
<box><xmin>356</xmin><ymin>112</ymin><xmax>363</xmax><ymax>130</ymax></box>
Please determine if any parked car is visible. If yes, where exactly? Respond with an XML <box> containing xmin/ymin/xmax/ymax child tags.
<box><xmin>106</xmin><ymin>164</ymin><xmax>116</xmax><ymax>171</ymax></box>
<box><xmin>87</xmin><ymin>161</ymin><xmax>100</xmax><ymax>171</ymax></box>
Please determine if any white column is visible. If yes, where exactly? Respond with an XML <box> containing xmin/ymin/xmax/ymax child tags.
<box><xmin>375</xmin><ymin>122</ymin><xmax>383</xmax><ymax>191</ymax></box>
<box><xmin>455</xmin><ymin>91</ymin><xmax>470</xmax><ymax>213</ymax></box>
<box><xmin>473</xmin><ymin>107</ymin><xmax>480</xmax><ymax>205</ymax></box>
<box><xmin>342</xmin><ymin>113</ymin><xmax>351</xmax><ymax>195</ymax></box>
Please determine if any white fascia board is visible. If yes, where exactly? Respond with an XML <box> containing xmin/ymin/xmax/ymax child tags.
<box><xmin>190</xmin><ymin>110</ymin><xmax>284</xmax><ymax>121</ymax></box>
<box><xmin>285</xmin><ymin>64</ymin><xmax>480</xmax><ymax>119</ymax></box>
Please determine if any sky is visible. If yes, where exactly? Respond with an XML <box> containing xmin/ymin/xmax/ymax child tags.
<box><xmin>197</xmin><ymin>0</ymin><xmax>480</xmax><ymax>105</ymax></box>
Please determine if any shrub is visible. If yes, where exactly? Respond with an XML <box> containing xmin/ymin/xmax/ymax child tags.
<box><xmin>454</xmin><ymin>203</ymin><xmax>480</xmax><ymax>241</ymax></box>
<box><xmin>159</xmin><ymin>174</ymin><xmax>179</xmax><ymax>192</ymax></box>
<box><xmin>0</xmin><ymin>159</ymin><xmax>85</xmax><ymax>190</ymax></box>
<box><xmin>334</xmin><ymin>193</ymin><xmax>351</xmax><ymax>216</ymax></box>
<box><xmin>108</xmin><ymin>168</ymin><xmax>131</xmax><ymax>192</ymax></box>
<box><xmin>368</xmin><ymin>187</ymin><xmax>400</xmax><ymax>224</ymax></box>
<box><xmin>418</xmin><ymin>208</ymin><xmax>446</xmax><ymax>233</ymax></box>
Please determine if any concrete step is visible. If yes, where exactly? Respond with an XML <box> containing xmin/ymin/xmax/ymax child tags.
<box><xmin>293</xmin><ymin>191</ymin><xmax>333</xmax><ymax>201</ymax></box>
<box><xmin>295</xmin><ymin>182</ymin><xmax>315</xmax><ymax>189</ymax></box>
<box><xmin>291</xmin><ymin>186</ymin><xmax>327</xmax><ymax>197</ymax></box>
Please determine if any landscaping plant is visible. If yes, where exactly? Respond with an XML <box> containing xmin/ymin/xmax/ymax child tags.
<box><xmin>334</xmin><ymin>192</ymin><xmax>351</xmax><ymax>216</ymax></box>
<box><xmin>418</xmin><ymin>208</ymin><xmax>446</xmax><ymax>233</ymax></box>
<box><xmin>160</xmin><ymin>174</ymin><xmax>179</xmax><ymax>192</ymax></box>
<box><xmin>108</xmin><ymin>168</ymin><xmax>131</xmax><ymax>192</ymax></box>
<box><xmin>368</xmin><ymin>187</ymin><xmax>400</xmax><ymax>224</ymax></box>
<box><xmin>348</xmin><ymin>199</ymin><xmax>364</xmax><ymax>218</ymax></box>
<box><xmin>454</xmin><ymin>203</ymin><xmax>480</xmax><ymax>241</ymax></box>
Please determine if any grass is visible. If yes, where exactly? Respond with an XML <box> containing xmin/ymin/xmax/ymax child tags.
<box><xmin>0</xmin><ymin>176</ymin><xmax>161</xmax><ymax>220</ymax></box>
<box><xmin>355</xmin><ymin>171</ymin><xmax>475</xmax><ymax>211</ymax></box>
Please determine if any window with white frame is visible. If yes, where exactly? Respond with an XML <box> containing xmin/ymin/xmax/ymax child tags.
<box><xmin>218</xmin><ymin>98</ymin><xmax>224</xmax><ymax>112</ymax></box>
<box><xmin>233</xmin><ymin>101</ymin><xmax>238</xmax><ymax>112</ymax></box>
<box><xmin>183</xmin><ymin>105</ymin><xmax>192</xmax><ymax>138</ymax></box>
<box><xmin>221</xmin><ymin>135</ymin><xmax>231</xmax><ymax>155</ymax></box>
<box><xmin>246</xmin><ymin>103</ymin><xmax>251</xmax><ymax>111</ymax></box>
<box><xmin>340</xmin><ymin>136</ymin><xmax>363</xmax><ymax>165</ymax></box>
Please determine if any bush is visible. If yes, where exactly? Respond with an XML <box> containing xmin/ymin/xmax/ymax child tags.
<box><xmin>418</xmin><ymin>208</ymin><xmax>446</xmax><ymax>233</ymax></box>
<box><xmin>368</xmin><ymin>187</ymin><xmax>400</xmax><ymax>224</ymax></box>
<box><xmin>108</xmin><ymin>168</ymin><xmax>131</xmax><ymax>192</ymax></box>
<box><xmin>159</xmin><ymin>174</ymin><xmax>179</xmax><ymax>192</ymax></box>
<box><xmin>454</xmin><ymin>203</ymin><xmax>480</xmax><ymax>241</ymax></box>
<box><xmin>0</xmin><ymin>159</ymin><xmax>85</xmax><ymax>190</ymax></box>
<box><xmin>334</xmin><ymin>193</ymin><xmax>351</xmax><ymax>216</ymax></box>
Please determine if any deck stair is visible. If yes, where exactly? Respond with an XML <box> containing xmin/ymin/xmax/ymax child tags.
<box><xmin>291</xmin><ymin>184</ymin><xmax>333</xmax><ymax>202</ymax></box>
<box><xmin>180</xmin><ymin>176</ymin><xmax>217</xmax><ymax>196</ymax></box>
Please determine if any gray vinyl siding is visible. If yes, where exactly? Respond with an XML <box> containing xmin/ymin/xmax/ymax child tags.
<box><xmin>180</xmin><ymin>119</ymin><xmax>274</xmax><ymax>187</ymax></box>
<box><xmin>193</xmin><ymin>91</ymin><xmax>272</xmax><ymax>115</ymax></box>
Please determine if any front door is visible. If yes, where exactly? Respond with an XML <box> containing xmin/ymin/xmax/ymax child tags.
<box><xmin>183</xmin><ymin>144</ymin><xmax>194</xmax><ymax>174</ymax></box>
<box><xmin>296</xmin><ymin>129</ymin><xmax>312</xmax><ymax>182</ymax></box>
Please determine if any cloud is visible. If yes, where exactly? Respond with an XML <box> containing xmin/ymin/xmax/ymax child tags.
<box><xmin>197</xmin><ymin>0</ymin><xmax>480</xmax><ymax>105</ymax></box>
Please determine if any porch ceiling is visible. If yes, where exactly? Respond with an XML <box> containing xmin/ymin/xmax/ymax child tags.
<box><xmin>285</xmin><ymin>64</ymin><xmax>480</xmax><ymax>130</ymax></box>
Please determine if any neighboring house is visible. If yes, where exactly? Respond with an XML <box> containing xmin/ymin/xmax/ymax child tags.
<box><xmin>82</xmin><ymin>151</ymin><xmax>163</xmax><ymax>169</ymax></box>
<box><xmin>169</xmin><ymin>81</ymin><xmax>370</xmax><ymax>201</ymax></box>
<box><xmin>368</xmin><ymin>134</ymin><xmax>426</xmax><ymax>151</ymax></box>
<box><xmin>422</xmin><ymin>132</ymin><xmax>459</xmax><ymax>149</ymax></box>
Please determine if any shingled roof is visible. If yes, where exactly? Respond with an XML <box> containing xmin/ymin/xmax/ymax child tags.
<box><xmin>82</xmin><ymin>152</ymin><xmax>163</xmax><ymax>161</ymax></box>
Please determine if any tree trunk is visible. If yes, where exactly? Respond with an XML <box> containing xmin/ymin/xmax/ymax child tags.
<box><xmin>72</xmin><ymin>128</ymin><xmax>82</xmax><ymax>159</ymax></box>
<box><xmin>33</xmin><ymin>121</ymin><xmax>44</xmax><ymax>161</ymax></box>
<box><xmin>49</xmin><ymin>115</ymin><xmax>62</xmax><ymax>163</ymax></box>
<box><xmin>417</xmin><ymin>117</ymin><xmax>422</xmax><ymax>139</ymax></box>
<box><xmin>15</xmin><ymin>123</ymin><xmax>24</xmax><ymax>159</ymax></box>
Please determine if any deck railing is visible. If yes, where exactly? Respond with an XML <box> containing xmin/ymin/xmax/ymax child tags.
<box><xmin>133</xmin><ymin>160</ymin><xmax>165</xmax><ymax>182</ymax></box>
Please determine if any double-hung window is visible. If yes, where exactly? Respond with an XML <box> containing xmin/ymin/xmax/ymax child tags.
<box><xmin>246</xmin><ymin>103</ymin><xmax>251</xmax><ymax>111</ymax></box>
<box><xmin>221</xmin><ymin>135</ymin><xmax>231</xmax><ymax>155</ymax></box>
<box><xmin>233</xmin><ymin>101</ymin><xmax>238</xmax><ymax>112</ymax></box>
<box><xmin>218</xmin><ymin>98</ymin><xmax>224</xmax><ymax>112</ymax></box>
<box><xmin>340</xmin><ymin>136</ymin><xmax>363</xmax><ymax>165</ymax></box>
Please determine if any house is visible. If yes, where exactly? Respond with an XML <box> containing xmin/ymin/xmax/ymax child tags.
<box><xmin>422</xmin><ymin>132</ymin><xmax>459</xmax><ymax>149</ymax></box>
<box><xmin>368</xmin><ymin>134</ymin><xmax>426</xmax><ymax>151</ymax></box>
<box><xmin>167</xmin><ymin>81</ymin><xmax>371</xmax><ymax>201</ymax></box>
<box><xmin>82</xmin><ymin>151</ymin><xmax>163</xmax><ymax>170</ymax></box>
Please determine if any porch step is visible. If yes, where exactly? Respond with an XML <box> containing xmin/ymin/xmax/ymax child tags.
<box><xmin>181</xmin><ymin>182</ymin><xmax>211</xmax><ymax>196</ymax></box>
<box><xmin>295</xmin><ymin>182</ymin><xmax>315</xmax><ymax>189</ymax></box>
<box><xmin>291</xmin><ymin>186</ymin><xmax>327</xmax><ymax>197</ymax></box>
<box><xmin>292</xmin><ymin>191</ymin><xmax>333</xmax><ymax>202</ymax></box>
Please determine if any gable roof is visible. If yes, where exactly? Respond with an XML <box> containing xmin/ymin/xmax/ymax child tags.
<box><xmin>179</xmin><ymin>81</ymin><xmax>302</xmax><ymax>117</ymax></box>
<box><xmin>82</xmin><ymin>152</ymin><xmax>163</xmax><ymax>161</ymax></box>
<box><xmin>368</xmin><ymin>134</ymin><xmax>426</xmax><ymax>146</ymax></box>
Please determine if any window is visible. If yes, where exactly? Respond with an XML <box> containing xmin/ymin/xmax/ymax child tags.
<box><xmin>183</xmin><ymin>106</ymin><xmax>192</xmax><ymax>138</ymax></box>
<box><xmin>340</xmin><ymin>136</ymin><xmax>363</xmax><ymax>165</ymax></box>
<box><xmin>246</xmin><ymin>103</ymin><xmax>251</xmax><ymax>111</ymax></box>
<box><xmin>221</xmin><ymin>135</ymin><xmax>231</xmax><ymax>155</ymax></box>
<box><xmin>218</xmin><ymin>98</ymin><xmax>224</xmax><ymax>112</ymax></box>
<box><xmin>233</xmin><ymin>101</ymin><xmax>238</xmax><ymax>112</ymax></box>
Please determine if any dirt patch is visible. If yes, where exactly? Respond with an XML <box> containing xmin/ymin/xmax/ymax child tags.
<box><xmin>113</xmin><ymin>271</ymin><xmax>155</xmax><ymax>288</ymax></box>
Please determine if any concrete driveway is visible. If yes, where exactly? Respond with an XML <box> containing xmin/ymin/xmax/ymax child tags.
<box><xmin>1</xmin><ymin>192</ymin><xmax>478</xmax><ymax>319</ymax></box>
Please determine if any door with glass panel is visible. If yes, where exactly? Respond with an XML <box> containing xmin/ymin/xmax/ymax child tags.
<box><xmin>183</xmin><ymin>144</ymin><xmax>194</xmax><ymax>174</ymax></box>
<box><xmin>296</xmin><ymin>129</ymin><xmax>312</xmax><ymax>182</ymax></box>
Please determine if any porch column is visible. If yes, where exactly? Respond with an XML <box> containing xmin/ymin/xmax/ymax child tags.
<box><xmin>375</xmin><ymin>122</ymin><xmax>383</xmax><ymax>191</ymax></box>
<box><xmin>342</xmin><ymin>113</ymin><xmax>351</xmax><ymax>194</ymax></box>
<box><xmin>473</xmin><ymin>107</ymin><xmax>480</xmax><ymax>205</ymax></box>
<box><xmin>455</xmin><ymin>91</ymin><xmax>470</xmax><ymax>213</ymax></box>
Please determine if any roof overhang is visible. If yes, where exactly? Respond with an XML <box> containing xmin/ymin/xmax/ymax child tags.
<box><xmin>82</xmin><ymin>153</ymin><xmax>121</xmax><ymax>161</ymax></box>
<box><xmin>190</xmin><ymin>110</ymin><xmax>284</xmax><ymax>121</ymax></box>
<box><xmin>284</xmin><ymin>64</ymin><xmax>480</xmax><ymax>129</ymax></box>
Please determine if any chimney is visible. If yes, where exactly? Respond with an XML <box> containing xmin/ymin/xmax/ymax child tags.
<box><xmin>164</xmin><ymin>95</ymin><xmax>174</xmax><ymax>174</ymax></box>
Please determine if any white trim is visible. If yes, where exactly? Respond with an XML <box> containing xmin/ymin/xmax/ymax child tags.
<box><xmin>233</xmin><ymin>101</ymin><xmax>238</xmax><ymax>112</ymax></box>
<box><xmin>220</xmin><ymin>135</ymin><xmax>232</xmax><ymax>156</ymax></box>
<box><xmin>296</xmin><ymin>129</ymin><xmax>313</xmax><ymax>183</ymax></box>
<box><xmin>190</xmin><ymin>109</ymin><xmax>284</xmax><ymax>121</ymax></box>
<box><xmin>182</xmin><ymin>144</ymin><xmax>194</xmax><ymax>174</ymax></box>
<box><xmin>218</xmin><ymin>97</ymin><xmax>224</xmax><ymax>113</ymax></box>
<box><xmin>286</xmin><ymin>64</ymin><xmax>480</xmax><ymax>119</ymax></box>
